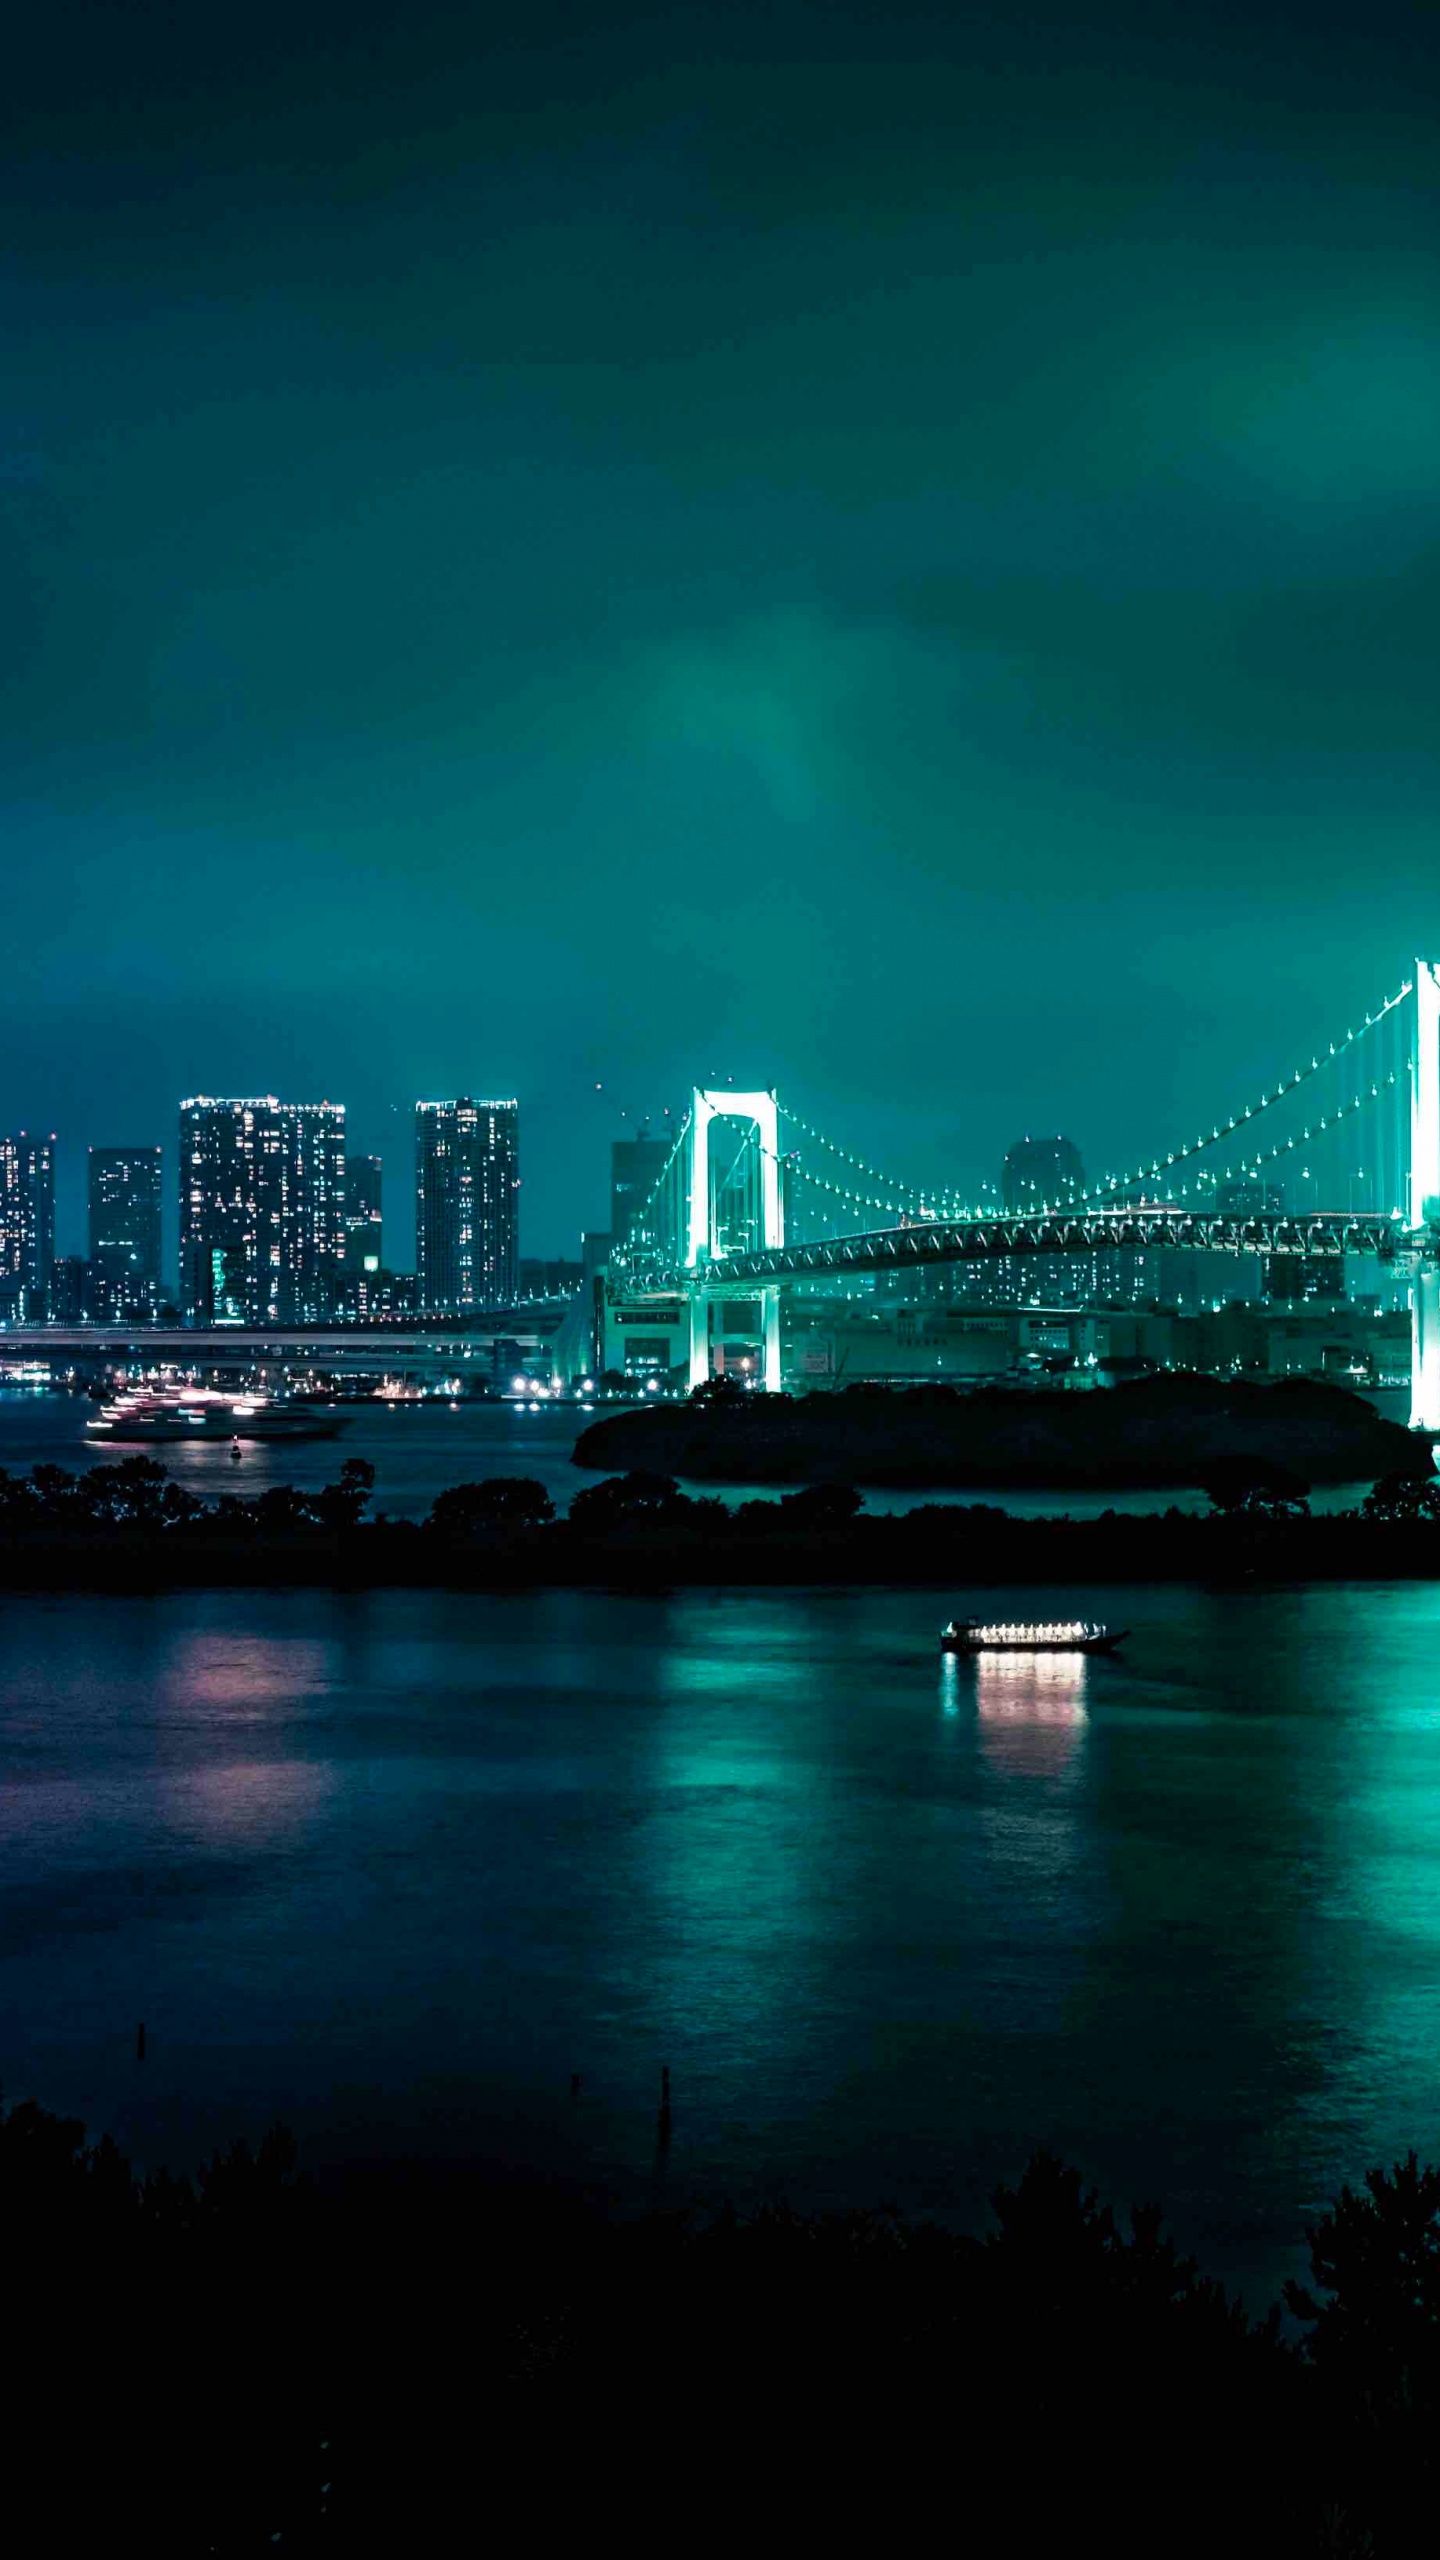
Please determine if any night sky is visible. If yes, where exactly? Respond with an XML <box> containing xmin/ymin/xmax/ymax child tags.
<box><xmin>5</xmin><ymin>0</ymin><xmax>1438</xmax><ymax>1260</ymax></box>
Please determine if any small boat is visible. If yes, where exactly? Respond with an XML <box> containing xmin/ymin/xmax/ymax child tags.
<box><xmin>941</xmin><ymin>1618</ymin><xmax>1127</xmax><ymax>1656</ymax></box>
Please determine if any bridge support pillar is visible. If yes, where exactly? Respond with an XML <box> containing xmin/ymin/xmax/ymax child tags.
<box><xmin>688</xmin><ymin>1291</ymin><xmax>710</xmax><ymax>1392</ymax></box>
<box><xmin>1411</xmin><ymin>961</ymin><xmax>1440</xmax><ymax>1433</ymax></box>
<box><xmin>762</xmin><ymin>1287</ymin><xmax>781</xmax><ymax>1395</ymax></box>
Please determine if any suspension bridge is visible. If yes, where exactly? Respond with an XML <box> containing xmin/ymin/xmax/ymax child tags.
<box><xmin>586</xmin><ymin>959</ymin><xmax>1440</xmax><ymax>1430</ymax></box>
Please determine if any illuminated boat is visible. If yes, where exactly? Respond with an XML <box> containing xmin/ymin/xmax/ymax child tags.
<box><xmin>86</xmin><ymin>1391</ymin><xmax>346</xmax><ymax>1444</ymax></box>
<box><xmin>941</xmin><ymin>1618</ymin><xmax>1126</xmax><ymax>1656</ymax></box>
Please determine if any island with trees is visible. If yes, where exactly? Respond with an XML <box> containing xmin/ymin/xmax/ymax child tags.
<box><xmin>573</xmin><ymin>1369</ymin><xmax>1422</xmax><ymax>1488</ymax></box>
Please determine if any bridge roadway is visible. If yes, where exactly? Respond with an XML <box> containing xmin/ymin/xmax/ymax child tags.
<box><xmin>0</xmin><ymin>1315</ymin><xmax>566</xmax><ymax>1364</ymax></box>
<box><xmin>662</xmin><ymin>1208</ymin><xmax>1412</xmax><ymax>1295</ymax></box>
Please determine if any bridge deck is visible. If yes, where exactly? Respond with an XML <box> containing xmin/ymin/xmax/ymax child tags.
<box><xmin>624</xmin><ymin>1209</ymin><xmax>1409</xmax><ymax>1294</ymax></box>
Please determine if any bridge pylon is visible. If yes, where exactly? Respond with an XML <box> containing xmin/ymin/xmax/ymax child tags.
<box><xmin>687</xmin><ymin>1089</ymin><xmax>784</xmax><ymax>1392</ymax></box>
<box><xmin>1411</xmin><ymin>961</ymin><xmax>1440</xmax><ymax>1432</ymax></box>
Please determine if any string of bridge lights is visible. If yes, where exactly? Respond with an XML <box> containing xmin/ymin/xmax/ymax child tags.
<box><xmin>1170</xmin><ymin>1072</ymin><xmax>1408</xmax><ymax>1210</ymax></box>
<box><xmin>782</xmin><ymin>990</ymin><xmax>1410</xmax><ymax>1231</ymax></box>
<box><xmin>778</xmin><ymin>1106</ymin><xmax>998</xmax><ymax>1220</ymax></box>
<box><xmin>1079</xmin><ymin>983</ymin><xmax>1411</xmax><ymax>1208</ymax></box>
<box><xmin>787</xmin><ymin>1160</ymin><xmax>909</xmax><ymax>1222</ymax></box>
<box><xmin>789</xmin><ymin>1073</ymin><xmax>1405</xmax><ymax>1230</ymax></box>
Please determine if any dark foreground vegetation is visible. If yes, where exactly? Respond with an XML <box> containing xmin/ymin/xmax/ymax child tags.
<box><xmin>9</xmin><ymin>1449</ymin><xmax>1440</xmax><ymax>1585</ymax></box>
<box><xmin>576</xmin><ymin>1370</ymin><xmax>1420</xmax><ymax>1487</ymax></box>
<box><xmin>7</xmin><ymin>2090</ymin><xmax>1440</xmax><ymax>2555</ymax></box>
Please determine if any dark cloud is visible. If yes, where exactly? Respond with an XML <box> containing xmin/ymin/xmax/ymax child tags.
<box><xmin>3</xmin><ymin>0</ymin><xmax>1438</xmax><ymax>1254</ymax></box>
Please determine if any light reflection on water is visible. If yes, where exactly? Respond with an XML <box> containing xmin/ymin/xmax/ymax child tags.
<box><xmin>161</xmin><ymin>1632</ymin><xmax>336</xmax><ymax>1713</ymax></box>
<box><xmin>161</xmin><ymin>1758</ymin><xmax>335</xmax><ymax>1845</ymax></box>
<box><xmin>972</xmin><ymin>1651</ymin><xmax>1088</xmax><ymax>1776</ymax></box>
<box><xmin>8</xmin><ymin>1581</ymin><xmax>1440</xmax><ymax>2305</ymax></box>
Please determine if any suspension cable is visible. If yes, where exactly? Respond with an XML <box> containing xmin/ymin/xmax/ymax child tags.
<box><xmin>1082</xmin><ymin>982</ymin><xmax>1411</xmax><ymax>1205</ymax></box>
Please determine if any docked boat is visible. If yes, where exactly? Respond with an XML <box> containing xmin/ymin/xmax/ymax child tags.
<box><xmin>941</xmin><ymin>1618</ymin><xmax>1127</xmax><ymax>1656</ymax></box>
<box><xmin>86</xmin><ymin>1391</ymin><xmax>347</xmax><ymax>1445</ymax></box>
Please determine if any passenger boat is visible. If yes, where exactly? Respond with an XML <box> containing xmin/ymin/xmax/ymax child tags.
<box><xmin>86</xmin><ymin>1391</ymin><xmax>346</xmax><ymax>1445</ymax></box>
<box><xmin>941</xmin><ymin>1618</ymin><xmax>1127</xmax><ymax>1656</ymax></box>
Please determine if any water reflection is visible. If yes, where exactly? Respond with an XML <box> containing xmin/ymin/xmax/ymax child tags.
<box><xmin>163</xmin><ymin>1632</ymin><xmax>333</xmax><ymax>1713</ymax></box>
<box><xmin>163</xmin><ymin>1757</ymin><xmax>334</xmax><ymax>1844</ymax></box>
<box><xmin>972</xmin><ymin>1650</ymin><xmax>1088</xmax><ymax>1776</ymax></box>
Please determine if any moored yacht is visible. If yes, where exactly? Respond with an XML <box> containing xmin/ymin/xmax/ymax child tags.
<box><xmin>86</xmin><ymin>1390</ymin><xmax>346</xmax><ymax>1445</ymax></box>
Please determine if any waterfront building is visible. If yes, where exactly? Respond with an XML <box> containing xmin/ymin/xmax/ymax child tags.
<box><xmin>180</xmin><ymin>1097</ymin><xmax>346</xmax><ymax>1325</ymax></box>
<box><xmin>49</xmin><ymin>1256</ymin><xmax>94</xmax><ymax>1323</ymax></box>
<box><xmin>415</xmin><ymin>1100</ymin><xmax>519</xmax><ymax>1311</ymax></box>
<box><xmin>0</xmin><ymin>1134</ymin><xmax>55</xmax><ymax>1318</ymax></box>
<box><xmin>88</xmin><ymin>1146</ymin><xmax>163</xmax><ymax>1317</ymax></box>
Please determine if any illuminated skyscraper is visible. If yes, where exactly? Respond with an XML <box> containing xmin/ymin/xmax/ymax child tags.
<box><xmin>278</xmin><ymin>1103</ymin><xmax>347</xmax><ymax>1321</ymax></box>
<box><xmin>415</xmin><ymin>1099</ymin><xmax>519</xmax><ymax>1311</ymax></box>
<box><xmin>180</xmin><ymin>1098</ymin><xmax>346</xmax><ymax>1324</ymax></box>
<box><xmin>0</xmin><ymin>1134</ymin><xmax>55</xmax><ymax>1317</ymax></box>
<box><xmin>88</xmin><ymin>1146</ymin><xmax>163</xmax><ymax>1316</ymax></box>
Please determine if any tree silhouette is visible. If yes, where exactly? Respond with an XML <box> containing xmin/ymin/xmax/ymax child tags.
<box><xmin>427</xmin><ymin>1477</ymin><xmax>555</xmax><ymax>1536</ymax></box>
<box><xmin>568</xmin><ymin>1471</ymin><xmax>689</xmax><ymax>1533</ymax></box>
<box><xmin>311</xmin><ymin>1457</ymin><xmax>377</xmax><ymax>1532</ymax></box>
<box><xmin>778</xmin><ymin>1482</ymin><xmax>863</xmax><ymax>1527</ymax></box>
<box><xmin>690</xmin><ymin>1372</ymin><xmax>746</xmax><ymax>1405</ymax></box>
<box><xmin>1202</xmin><ymin>1456</ymin><xmax>1311</xmax><ymax>1518</ymax></box>
<box><xmin>1362</xmin><ymin>1471</ymin><xmax>1440</xmax><ymax>1523</ymax></box>
<box><xmin>1288</xmin><ymin>2152</ymin><xmax>1440</xmax><ymax>2388</ymax></box>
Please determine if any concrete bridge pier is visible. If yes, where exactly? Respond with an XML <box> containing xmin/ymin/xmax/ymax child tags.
<box><xmin>761</xmin><ymin>1286</ymin><xmax>781</xmax><ymax>1395</ymax></box>
<box><xmin>688</xmin><ymin>1291</ymin><xmax>710</xmax><ymax>1393</ymax></box>
<box><xmin>1412</xmin><ymin>1262</ymin><xmax>1440</xmax><ymax>1433</ymax></box>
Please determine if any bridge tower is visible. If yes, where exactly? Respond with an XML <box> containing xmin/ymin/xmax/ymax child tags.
<box><xmin>1411</xmin><ymin>962</ymin><xmax>1440</xmax><ymax>1432</ymax></box>
<box><xmin>686</xmin><ymin>1089</ymin><xmax>784</xmax><ymax>1392</ymax></box>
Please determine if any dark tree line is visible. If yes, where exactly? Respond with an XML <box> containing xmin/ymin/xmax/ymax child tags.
<box><xmin>6</xmin><ymin>2086</ymin><xmax>1440</xmax><ymax>2553</ymax></box>
<box><xmin>10</xmin><ymin>1455</ymin><xmax>1440</xmax><ymax>1588</ymax></box>
<box><xmin>0</xmin><ymin>1452</ymin><xmax>378</xmax><ymax>1535</ymax></box>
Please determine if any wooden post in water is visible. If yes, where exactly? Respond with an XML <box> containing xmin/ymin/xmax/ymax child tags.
<box><xmin>136</xmin><ymin>2022</ymin><xmax>146</xmax><ymax>2063</ymax></box>
<box><xmin>657</xmin><ymin>2064</ymin><xmax>672</xmax><ymax>2148</ymax></box>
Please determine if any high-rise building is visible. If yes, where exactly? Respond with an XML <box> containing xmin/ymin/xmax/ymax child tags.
<box><xmin>278</xmin><ymin>1103</ymin><xmax>346</xmax><ymax>1321</ymax></box>
<box><xmin>0</xmin><ymin>1135</ymin><xmax>55</xmax><ymax>1318</ymax></box>
<box><xmin>89</xmin><ymin>1146</ymin><xmax>163</xmax><ymax>1316</ymax></box>
<box><xmin>180</xmin><ymin>1097</ymin><xmax>346</xmax><ymax>1325</ymax></box>
<box><xmin>415</xmin><ymin>1099</ymin><xmax>518</xmax><ymax>1311</ymax></box>
<box><xmin>611</xmin><ymin>1132</ymin><xmax>672</xmax><ymax>1252</ymax></box>
<box><xmin>1002</xmin><ymin>1135</ymin><xmax>1085</xmax><ymax>1213</ymax></box>
<box><xmin>344</xmin><ymin>1153</ymin><xmax>383</xmax><ymax>1278</ymax></box>
<box><xmin>967</xmin><ymin>1134</ymin><xmax>1089</xmax><ymax>1308</ymax></box>
<box><xmin>49</xmin><ymin>1256</ymin><xmax>95</xmax><ymax>1323</ymax></box>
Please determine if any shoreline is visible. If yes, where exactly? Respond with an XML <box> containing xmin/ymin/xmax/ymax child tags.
<box><xmin>5</xmin><ymin>1442</ymin><xmax>1439</xmax><ymax>1587</ymax></box>
<box><xmin>5</xmin><ymin>1514</ymin><xmax>1440</xmax><ymax>1588</ymax></box>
